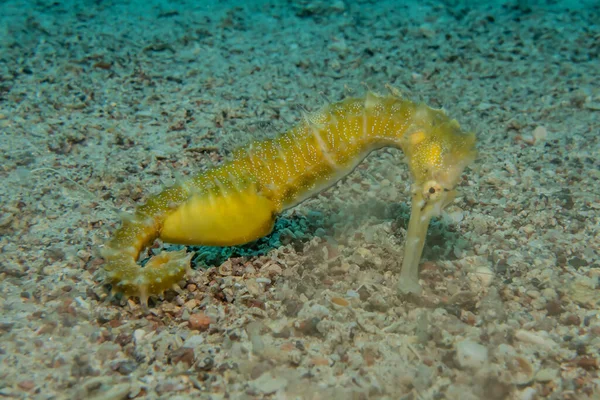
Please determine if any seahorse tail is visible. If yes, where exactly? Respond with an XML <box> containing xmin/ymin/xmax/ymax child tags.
<box><xmin>101</xmin><ymin>213</ymin><xmax>193</xmax><ymax>309</ymax></box>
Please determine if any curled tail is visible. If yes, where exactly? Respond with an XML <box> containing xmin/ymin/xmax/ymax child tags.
<box><xmin>101</xmin><ymin>172</ymin><xmax>278</xmax><ymax>309</ymax></box>
<box><xmin>101</xmin><ymin>187</ymin><xmax>193</xmax><ymax>309</ymax></box>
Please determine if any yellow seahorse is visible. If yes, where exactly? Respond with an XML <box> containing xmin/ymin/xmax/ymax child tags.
<box><xmin>101</xmin><ymin>92</ymin><xmax>477</xmax><ymax>308</ymax></box>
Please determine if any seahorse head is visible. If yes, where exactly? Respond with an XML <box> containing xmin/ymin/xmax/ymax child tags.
<box><xmin>404</xmin><ymin>110</ymin><xmax>477</xmax><ymax>218</ymax></box>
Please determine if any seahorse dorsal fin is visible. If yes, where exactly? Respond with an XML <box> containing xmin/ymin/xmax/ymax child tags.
<box><xmin>385</xmin><ymin>84</ymin><xmax>403</xmax><ymax>98</ymax></box>
<box><xmin>301</xmin><ymin>109</ymin><xmax>324</xmax><ymax>129</ymax></box>
<box><xmin>364</xmin><ymin>91</ymin><xmax>382</xmax><ymax>110</ymax></box>
<box><xmin>173</xmin><ymin>171</ymin><xmax>186</xmax><ymax>185</ymax></box>
<box><xmin>119</xmin><ymin>212</ymin><xmax>134</xmax><ymax>223</ymax></box>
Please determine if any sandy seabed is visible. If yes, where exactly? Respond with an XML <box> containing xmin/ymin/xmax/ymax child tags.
<box><xmin>0</xmin><ymin>0</ymin><xmax>599</xmax><ymax>399</ymax></box>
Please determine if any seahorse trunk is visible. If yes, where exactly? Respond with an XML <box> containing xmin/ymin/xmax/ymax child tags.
<box><xmin>102</xmin><ymin>91</ymin><xmax>476</xmax><ymax>306</ymax></box>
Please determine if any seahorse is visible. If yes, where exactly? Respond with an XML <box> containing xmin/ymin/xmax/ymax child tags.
<box><xmin>101</xmin><ymin>92</ymin><xmax>477</xmax><ymax>308</ymax></box>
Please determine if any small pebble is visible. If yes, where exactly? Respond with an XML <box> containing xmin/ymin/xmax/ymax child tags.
<box><xmin>455</xmin><ymin>339</ymin><xmax>488</xmax><ymax>369</ymax></box>
<box><xmin>310</xmin><ymin>356</ymin><xmax>330</xmax><ymax>366</ymax></box>
<box><xmin>133</xmin><ymin>329</ymin><xmax>145</xmax><ymax>345</ymax></box>
<box><xmin>535</xmin><ymin>368</ymin><xmax>558</xmax><ymax>382</ymax></box>
<box><xmin>545</xmin><ymin>300</ymin><xmax>564</xmax><ymax>316</ymax></box>
<box><xmin>514</xmin><ymin>329</ymin><xmax>555</xmax><ymax>349</ymax></box>
<box><xmin>330</xmin><ymin>297</ymin><xmax>349</xmax><ymax>307</ymax></box>
<box><xmin>511</xmin><ymin>356</ymin><xmax>535</xmax><ymax>385</ymax></box>
<box><xmin>250</xmin><ymin>372</ymin><xmax>288</xmax><ymax>394</ymax></box>
<box><xmin>186</xmin><ymin>283</ymin><xmax>197</xmax><ymax>292</ymax></box>
<box><xmin>447</xmin><ymin>210</ymin><xmax>464</xmax><ymax>224</ymax></box>
<box><xmin>183</xmin><ymin>334</ymin><xmax>204</xmax><ymax>348</ymax></box>
<box><xmin>563</xmin><ymin>314</ymin><xmax>581</xmax><ymax>326</ymax></box>
<box><xmin>419</xmin><ymin>23</ymin><xmax>436</xmax><ymax>38</ymax></box>
<box><xmin>328</xmin><ymin>40</ymin><xmax>349</xmax><ymax>56</ymax></box>
<box><xmin>532</xmin><ymin>126</ymin><xmax>547</xmax><ymax>142</ymax></box>
<box><xmin>330</xmin><ymin>0</ymin><xmax>346</xmax><ymax>12</ymax></box>
<box><xmin>189</xmin><ymin>312</ymin><xmax>211</xmax><ymax>331</ymax></box>
<box><xmin>468</xmin><ymin>265</ymin><xmax>494</xmax><ymax>289</ymax></box>
<box><xmin>246</xmin><ymin>279</ymin><xmax>261</xmax><ymax>296</ymax></box>
<box><xmin>518</xmin><ymin>387</ymin><xmax>537</xmax><ymax>400</ymax></box>
<box><xmin>17</xmin><ymin>380</ymin><xmax>35</xmax><ymax>391</ymax></box>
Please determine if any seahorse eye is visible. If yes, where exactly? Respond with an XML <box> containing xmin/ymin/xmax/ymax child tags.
<box><xmin>422</xmin><ymin>180</ymin><xmax>444</xmax><ymax>201</ymax></box>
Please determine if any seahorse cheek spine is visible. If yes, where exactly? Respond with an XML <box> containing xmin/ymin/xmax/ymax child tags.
<box><xmin>102</xmin><ymin>92</ymin><xmax>476</xmax><ymax>307</ymax></box>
